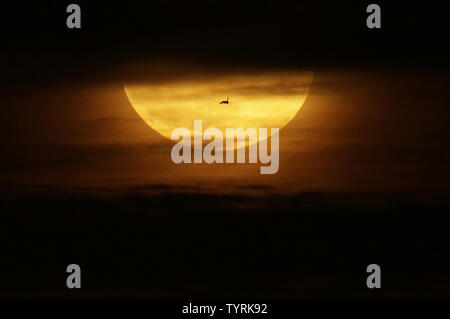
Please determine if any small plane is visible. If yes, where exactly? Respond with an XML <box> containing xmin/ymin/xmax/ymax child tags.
<box><xmin>219</xmin><ymin>97</ymin><xmax>230</xmax><ymax>104</ymax></box>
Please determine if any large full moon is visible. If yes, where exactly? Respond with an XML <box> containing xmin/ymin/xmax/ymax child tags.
<box><xmin>124</xmin><ymin>71</ymin><xmax>313</xmax><ymax>142</ymax></box>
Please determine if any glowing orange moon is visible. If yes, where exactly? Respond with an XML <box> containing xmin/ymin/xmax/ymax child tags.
<box><xmin>124</xmin><ymin>71</ymin><xmax>313</xmax><ymax>141</ymax></box>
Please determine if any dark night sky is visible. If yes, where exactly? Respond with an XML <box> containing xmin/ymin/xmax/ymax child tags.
<box><xmin>2</xmin><ymin>1</ymin><xmax>449</xmax><ymax>88</ymax></box>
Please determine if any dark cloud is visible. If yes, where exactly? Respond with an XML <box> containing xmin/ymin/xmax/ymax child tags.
<box><xmin>2</xmin><ymin>1</ymin><xmax>449</xmax><ymax>90</ymax></box>
<box><xmin>236</xmin><ymin>184</ymin><xmax>275</xmax><ymax>191</ymax></box>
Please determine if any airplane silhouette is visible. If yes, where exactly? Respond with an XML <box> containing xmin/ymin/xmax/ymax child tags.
<box><xmin>220</xmin><ymin>97</ymin><xmax>230</xmax><ymax>104</ymax></box>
